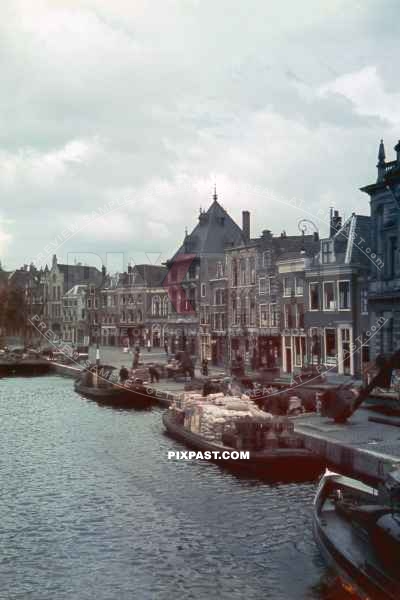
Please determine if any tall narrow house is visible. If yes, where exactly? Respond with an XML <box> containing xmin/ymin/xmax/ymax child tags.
<box><xmin>164</xmin><ymin>190</ymin><xmax>245</xmax><ymax>359</ymax></box>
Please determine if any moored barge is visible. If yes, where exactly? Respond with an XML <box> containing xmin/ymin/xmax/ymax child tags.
<box><xmin>163</xmin><ymin>393</ymin><xmax>323</xmax><ymax>478</ymax></box>
<box><xmin>74</xmin><ymin>365</ymin><xmax>154</xmax><ymax>409</ymax></box>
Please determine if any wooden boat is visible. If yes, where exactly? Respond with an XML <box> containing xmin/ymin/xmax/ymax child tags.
<box><xmin>313</xmin><ymin>469</ymin><xmax>400</xmax><ymax>599</ymax></box>
<box><xmin>0</xmin><ymin>351</ymin><xmax>51</xmax><ymax>376</ymax></box>
<box><xmin>162</xmin><ymin>409</ymin><xmax>323</xmax><ymax>477</ymax></box>
<box><xmin>74</xmin><ymin>365</ymin><xmax>154</xmax><ymax>409</ymax></box>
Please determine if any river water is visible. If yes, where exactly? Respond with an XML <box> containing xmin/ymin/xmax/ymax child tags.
<box><xmin>0</xmin><ymin>376</ymin><xmax>342</xmax><ymax>600</ymax></box>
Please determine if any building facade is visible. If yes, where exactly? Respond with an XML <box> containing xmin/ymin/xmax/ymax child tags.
<box><xmin>164</xmin><ymin>191</ymin><xmax>245</xmax><ymax>361</ymax></box>
<box><xmin>361</xmin><ymin>139</ymin><xmax>400</xmax><ymax>359</ymax></box>
<box><xmin>304</xmin><ymin>212</ymin><xmax>371</xmax><ymax>377</ymax></box>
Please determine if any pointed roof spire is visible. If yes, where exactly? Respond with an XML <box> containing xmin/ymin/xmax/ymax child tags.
<box><xmin>213</xmin><ymin>183</ymin><xmax>218</xmax><ymax>202</ymax></box>
<box><xmin>378</xmin><ymin>138</ymin><xmax>386</xmax><ymax>164</ymax></box>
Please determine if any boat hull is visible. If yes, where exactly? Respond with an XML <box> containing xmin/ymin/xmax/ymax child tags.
<box><xmin>313</xmin><ymin>471</ymin><xmax>400</xmax><ymax>599</ymax></box>
<box><xmin>74</xmin><ymin>381</ymin><xmax>153</xmax><ymax>409</ymax></box>
<box><xmin>163</xmin><ymin>411</ymin><xmax>323</xmax><ymax>478</ymax></box>
<box><xmin>0</xmin><ymin>359</ymin><xmax>51</xmax><ymax>377</ymax></box>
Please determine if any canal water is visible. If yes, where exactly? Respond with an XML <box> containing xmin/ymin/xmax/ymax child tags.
<box><xmin>1</xmin><ymin>376</ymin><xmax>339</xmax><ymax>600</ymax></box>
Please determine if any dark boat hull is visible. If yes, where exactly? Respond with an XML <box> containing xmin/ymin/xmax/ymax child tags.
<box><xmin>313</xmin><ymin>471</ymin><xmax>400</xmax><ymax>599</ymax></box>
<box><xmin>163</xmin><ymin>411</ymin><xmax>323</xmax><ymax>477</ymax></box>
<box><xmin>74</xmin><ymin>381</ymin><xmax>153</xmax><ymax>409</ymax></box>
<box><xmin>0</xmin><ymin>359</ymin><xmax>51</xmax><ymax>377</ymax></box>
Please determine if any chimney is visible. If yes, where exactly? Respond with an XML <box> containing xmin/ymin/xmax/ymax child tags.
<box><xmin>242</xmin><ymin>210</ymin><xmax>250</xmax><ymax>242</ymax></box>
<box><xmin>330</xmin><ymin>209</ymin><xmax>342</xmax><ymax>237</ymax></box>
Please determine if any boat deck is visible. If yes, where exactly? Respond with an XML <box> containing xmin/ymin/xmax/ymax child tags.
<box><xmin>318</xmin><ymin>501</ymin><xmax>400</xmax><ymax>599</ymax></box>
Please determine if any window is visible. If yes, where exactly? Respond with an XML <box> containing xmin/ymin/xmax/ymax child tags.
<box><xmin>232</xmin><ymin>259</ymin><xmax>238</xmax><ymax>287</ymax></box>
<box><xmin>201</xmin><ymin>283</ymin><xmax>206</xmax><ymax>297</ymax></box>
<box><xmin>325</xmin><ymin>328</ymin><xmax>337</xmax><ymax>365</ymax></box>
<box><xmin>87</xmin><ymin>298</ymin><xmax>92</xmax><ymax>308</ymax></box>
<box><xmin>240</xmin><ymin>259</ymin><xmax>246</xmax><ymax>285</ymax></box>
<box><xmin>310</xmin><ymin>327</ymin><xmax>321</xmax><ymax>364</ymax></box>
<box><xmin>309</xmin><ymin>283</ymin><xmax>320</xmax><ymax>310</ymax></box>
<box><xmin>270</xmin><ymin>303</ymin><xmax>278</xmax><ymax>327</ymax></box>
<box><xmin>162</xmin><ymin>296</ymin><xmax>168</xmax><ymax>316</ymax></box>
<box><xmin>296</xmin><ymin>303</ymin><xmax>304</xmax><ymax>328</ymax></box>
<box><xmin>188</xmin><ymin>263</ymin><xmax>196</xmax><ymax>280</ymax></box>
<box><xmin>260</xmin><ymin>304</ymin><xmax>269</xmax><ymax>327</ymax></box>
<box><xmin>262</xmin><ymin>250</ymin><xmax>271</xmax><ymax>269</ymax></box>
<box><xmin>250</xmin><ymin>257</ymin><xmax>255</xmax><ymax>284</ymax></box>
<box><xmin>323</xmin><ymin>282</ymin><xmax>335</xmax><ymax>310</ymax></box>
<box><xmin>361</xmin><ymin>287</ymin><xmax>368</xmax><ymax>314</ymax></box>
<box><xmin>232</xmin><ymin>293</ymin><xmax>238</xmax><ymax>325</ymax></box>
<box><xmin>221</xmin><ymin>313</ymin><xmax>226</xmax><ymax>330</ymax></box>
<box><xmin>216</xmin><ymin>261</ymin><xmax>223</xmax><ymax>278</ymax></box>
<box><xmin>240</xmin><ymin>295</ymin><xmax>248</xmax><ymax>326</ymax></box>
<box><xmin>152</xmin><ymin>295</ymin><xmax>161</xmax><ymax>316</ymax></box>
<box><xmin>283</xmin><ymin>277</ymin><xmax>292</xmax><ymax>297</ymax></box>
<box><xmin>322</xmin><ymin>241</ymin><xmax>333</xmax><ymax>264</ymax></box>
<box><xmin>338</xmin><ymin>281</ymin><xmax>350</xmax><ymax>310</ymax></box>
<box><xmin>259</xmin><ymin>278</ymin><xmax>267</xmax><ymax>295</ymax></box>
<box><xmin>294</xmin><ymin>337</ymin><xmax>305</xmax><ymax>367</ymax></box>
<box><xmin>250</xmin><ymin>296</ymin><xmax>256</xmax><ymax>326</ymax></box>
<box><xmin>295</xmin><ymin>277</ymin><xmax>304</xmax><ymax>296</ymax></box>
<box><xmin>388</xmin><ymin>237</ymin><xmax>398</xmax><ymax>278</ymax></box>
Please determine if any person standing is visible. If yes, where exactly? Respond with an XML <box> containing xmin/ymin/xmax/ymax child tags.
<box><xmin>147</xmin><ymin>338</ymin><xmax>151</xmax><ymax>353</ymax></box>
<box><xmin>201</xmin><ymin>357</ymin><xmax>209</xmax><ymax>377</ymax></box>
<box><xmin>132</xmin><ymin>347</ymin><xmax>140</xmax><ymax>369</ymax></box>
<box><xmin>164</xmin><ymin>339</ymin><xmax>168</xmax><ymax>358</ymax></box>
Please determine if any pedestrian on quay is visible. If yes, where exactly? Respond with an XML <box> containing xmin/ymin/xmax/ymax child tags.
<box><xmin>201</xmin><ymin>357</ymin><xmax>208</xmax><ymax>377</ymax></box>
<box><xmin>164</xmin><ymin>339</ymin><xmax>168</xmax><ymax>358</ymax></box>
<box><xmin>147</xmin><ymin>339</ymin><xmax>152</xmax><ymax>353</ymax></box>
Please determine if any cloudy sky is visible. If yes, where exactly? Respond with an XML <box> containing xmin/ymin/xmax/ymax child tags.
<box><xmin>0</xmin><ymin>0</ymin><xmax>399</xmax><ymax>271</ymax></box>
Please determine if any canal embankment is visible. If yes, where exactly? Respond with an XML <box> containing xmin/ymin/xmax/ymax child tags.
<box><xmin>294</xmin><ymin>408</ymin><xmax>400</xmax><ymax>483</ymax></box>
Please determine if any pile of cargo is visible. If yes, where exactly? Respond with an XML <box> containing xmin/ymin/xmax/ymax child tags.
<box><xmin>172</xmin><ymin>391</ymin><xmax>303</xmax><ymax>450</ymax></box>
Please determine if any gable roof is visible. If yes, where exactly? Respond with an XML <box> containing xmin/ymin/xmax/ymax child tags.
<box><xmin>170</xmin><ymin>197</ymin><xmax>244</xmax><ymax>262</ymax></box>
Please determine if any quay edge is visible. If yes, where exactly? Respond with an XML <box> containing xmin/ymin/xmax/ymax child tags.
<box><xmin>294</xmin><ymin>410</ymin><xmax>400</xmax><ymax>484</ymax></box>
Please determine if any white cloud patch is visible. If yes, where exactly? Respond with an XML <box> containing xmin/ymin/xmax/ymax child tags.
<box><xmin>0</xmin><ymin>0</ymin><xmax>397</xmax><ymax>268</ymax></box>
<box><xmin>319</xmin><ymin>66</ymin><xmax>400</xmax><ymax>126</ymax></box>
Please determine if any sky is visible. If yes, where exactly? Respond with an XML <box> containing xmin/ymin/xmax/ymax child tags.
<box><xmin>0</xmin><ymin>0</ymin><xmax>399</xmax><ymax>271</ymax></box>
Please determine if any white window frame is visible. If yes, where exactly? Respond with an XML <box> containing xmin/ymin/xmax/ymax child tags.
<box><xmin>201</xmin><ymin>283</ymin><xmax>206</xmax><ymax>298</ymax></box>
<box><xmin>259</xmin><ymin>303</ymin><xmax>269</xmax><ymax>327</ymax></box>
<box><xmin>283</xmin><ymin>277</ymin><xmax>292</xmax><ymax>297</ymax></box>
<box><xmin>259</xmin><ymin>277</ymin><xmax>267</xmax><ymax>295</ymax></box>
<box><xmin>337</xmin><ymin>280</ymin><xmax>351</xmax><ymax>311</ymax></box>
<box><xmin>323</xmin><ymin>281</ymin><xmax>336</xmax><ymax>311</ymax></box>
<box><xmin>270</xmin><ymin>302</ymin><xmax>278</xmax><ymax>327</ymax></box>
<box><xmin>295</xmin><ymin>277</ymin><xmax>304</xmax><ymax>296</ymax></box>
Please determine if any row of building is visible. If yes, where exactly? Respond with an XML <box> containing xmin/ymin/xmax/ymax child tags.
<box><xmin>1</xmin><ymin>139</ymin><xmax>400</xmax><ymax>377</ymax></box>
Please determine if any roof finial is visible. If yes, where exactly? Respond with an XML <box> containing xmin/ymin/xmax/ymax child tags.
<box><xmin>378</xmin><ymin>138</ymin><xmax>386</xmax><ymax>164</ymax></box>
<box><xmin>213</xmin><ymin>183</ymin><xmax>218</xmax><ymax>202</ymax></box>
